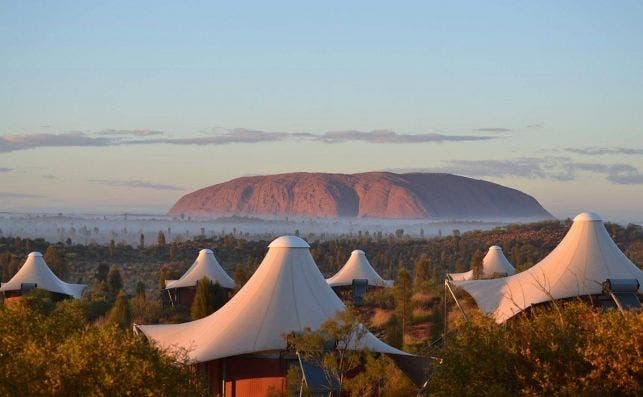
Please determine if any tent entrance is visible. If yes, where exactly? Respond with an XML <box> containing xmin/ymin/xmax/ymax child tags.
<box><xmin>599</xmin><ymin>279</ymin><xmax>641</xmax><ymax>314</ymax></box>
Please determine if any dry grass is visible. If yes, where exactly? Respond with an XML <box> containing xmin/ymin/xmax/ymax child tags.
<box><xmin>370</xmin><ymin>308</ymin><xmax>393</xmax><ymax>328</ymax></box>
<box><xmin>412</xmin><ymin>307</ymin><xmax>432</xmax><ymax>319</ymax></box>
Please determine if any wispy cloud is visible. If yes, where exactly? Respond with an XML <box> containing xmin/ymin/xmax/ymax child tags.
<box><xmin>317</xmin><ymin>129</ymin><xmax>494</xmax><ymax>143</ymax></box>
<box><xmin>0</xmin><ymin>167</ymin><xmax>13</xmax><ymax>172</ymax></box>
<box><xmin>42</xmin><ymin>174</ymin><xmax>56</xmax><ymax>179</ymax></box>
<box><xmin>0</xmin><ymin>132</ymin><xmax>115</xmax><ymax>153</ymax></box>
<box><xmin>133</xmin><ymin>128</ymin><xmax>293</xmax><ymax>146</ymax></box>
<box><xmin>475</xmin><ymin>127</ymin><xmax>512</xmax><ymax>133</ymax></box>
<box><xmin>88</xmin><ymin>179</ymin><xmax>185</xmax><ymax>191</ymax></box>
<box><xmin>0</xmin><ymin>192</ymin><xmax>43</xmax><ymax>199</ymax></box>
<box><xmin>97</xmin><ymin>129</ymin><xmax>164</xmax><ymax>137</ymax></box>
<box><xmin>393</xmin><ymin>157</ymin><xmax>643</xmax><ymax>185</ymax></box>
<box><xmin>566</xmin><ymin>147</ymin><xmax>643</xmax><ymax>156</ymax></box>
<box><xmin>1</xmin><ymin>127</ymin><xmax>498</xmax><ymax>153</ymax></box>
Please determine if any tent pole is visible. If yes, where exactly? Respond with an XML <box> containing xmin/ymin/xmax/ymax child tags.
<box><xmin>443</xmin><ymin>279</ymin><xmax>448</xmax><ymax>340</ymax></box>
<box><xmin>444</xmin><ymin>280</ymin><xmax>468</xmax><ymax>322</ymax></box>
<box><xmin>607</xmin><ymin>290</ymin><xmax>627</xmax><ymax>316</ymax></box>
<box><xmin>221</xmin><ymin>358</ymin><xmax>226</xmax><ymax>397</ymax></box>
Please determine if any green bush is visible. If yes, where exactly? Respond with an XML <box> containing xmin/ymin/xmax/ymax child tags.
<box><xmin>0</xmin><ymin>298</ymin><xmax>207</xmax><ymax>396</ymax></box>
<box><xmin>428</xmin><ymin>302</ymin><xmax>642</xmax><ymax>396</ymax></box>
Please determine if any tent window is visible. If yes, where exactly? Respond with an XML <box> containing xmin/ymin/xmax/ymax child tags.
<box><xmin>600</xmin><ymin>279</ymin><xmax>640</xmax><ymax>313</ymax></box>
<box><xmin>351</xmin><ymin>279</ymin><xmax>368</xmax><ymax>305</ymax></box>
<box><xmin>21</xmin><ymin>282</ymin><xmax>37</xmax><ymax>292</ymax></box>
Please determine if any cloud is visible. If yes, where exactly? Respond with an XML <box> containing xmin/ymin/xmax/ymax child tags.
<box><xmin>318</xmin><ymin>129</ymin><xmax>494</xmax><ymax>143</ymax></box>
<box><xmin>475</xmin><ymin>128</ymin><xmax>512</xmax><ymax>133</ymax></box>
<box><xmin>133</xmin><ymin>128</ymin><xmax>294</xmax><ymax>146</ymax></box>
<box><xmin>42</xmin><ymin>174</ymin><xmax>56</xmax><ymax>179</ymax></box>
<box><xmin>0</xmin><ymin>128</ymin><xmax>498</xmax><ymax>153</ymax></box>
<box><xmin>0</xmin><ymin>192</ymin><xmax>42</xmax><ymax>199</ymax></box>
<box><xmin>131</xmin><ymin>128</ymin><xmax>492</xmax><ymax>145</ymax></box>
<box><xmin>0</xmin><ymin>167</ymin><xmax>13</xmax><ymax>172</ymax></box>
<box><xmin>566</xmin><ymin>147</ymin><xmax>643</xmax><ymax>156</ymax></box>
<box><xmin>405</xmin><ymin>157</ymin><xmax>575</xmax><ymax>180</ymax></box>
<box><xmin>97</xmin><ymin>129</ymin><xmax>165</xmax><ymax>137</ymax></box>
<box><xmin>573</xmin><ymin>163</ymin><xmax>643</xmax><ymax>184</ymax></box>
<box><xmin>0</xmin><ymin>132</ymin><xmax>115</xmax><ymax>153</ymax></box>
<box><xmin>393</xmin><ymin>157</ymin><xmax>643</xmax><ymax>185</ymax></box>
<box><xmin>526</xmin><ymin>124</ymin><xmax>542</xmax><ymax>129</ymax></box>
<box><xmin>89</xmin><ymin>179</ymin><xmax>184</xmax><ymax>191</ymax></box>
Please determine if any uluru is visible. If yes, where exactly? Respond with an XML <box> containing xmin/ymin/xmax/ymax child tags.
<box><xmin>168</xmin><ymin>172</ymin><xmax>553</xmax><ymax>220</ymax></box>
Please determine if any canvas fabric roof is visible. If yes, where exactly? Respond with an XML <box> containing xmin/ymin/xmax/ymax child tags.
<box><xmin>165</xmin><ymin>248</ymin><xmax>235</xmax><ymax>290</ymax></box>
<box><xmin>326</xmin><ymin>250</ymin><xmax>393</xmax><ymax>288</ymax></box>
<box><xmin>455</xmin><ymin>212</ymin><xmax>643</xmax><ymax>323</ymax></box>
<box><xmin>0</xmin><ymin>252</ymin><xmax>86</xmax><ymax>298</ymax></box>
<box><xmin>137</xmin><ymin>236</ymin><xmax>408</xmax><ymax>363</ymax></box>
<box><xmin>448</xmin><ymin>246</ymin><xmax>516</xmax><ymax>282</ymax></box>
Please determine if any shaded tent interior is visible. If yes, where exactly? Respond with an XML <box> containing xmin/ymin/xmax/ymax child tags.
<box><xmin>137</xmin><ymin>236</ymin><xmax>429</xmax><ymax>396</ymax></box>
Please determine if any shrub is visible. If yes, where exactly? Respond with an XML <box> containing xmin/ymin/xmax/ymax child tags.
<box><xmin>428</xmin><ymin>302</ymin><xmax>642</xmax><ymax>396</ymax></box>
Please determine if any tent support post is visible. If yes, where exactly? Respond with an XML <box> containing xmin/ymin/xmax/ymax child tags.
<box><xmin>221</xmin><ymin>358</ymin><xmax>226</xmax><ymax>397</ymax></box>
<box><xmin>607</xmin><ymin>291</ymin><xmax>627</xmax><ymax>316</ymax></box>
<box><xmin>166</xmin><ymin>289</ymin><xmax>175</xmax><ymax>307</ymax></box>
<box><xmin>443</xmin><ymin>280</ymin><xmax>448</xmax><ymax>339</ymax></box>
<box><xmin>444</xmin><ymin>280</ymin><xmax>468</xmax><ymax>323</ymax></box>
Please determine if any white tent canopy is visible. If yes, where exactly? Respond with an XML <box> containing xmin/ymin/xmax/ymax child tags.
<box><xmin>326</xmin><ymin>250</ymin><xmax>393</xmax><ymax>288</ymax></box>
<box><xmin>165</xmin><ymin>248</ymin><xmax>235</xmax><ymax>290</ymax></box>
<box><xmin>137</xmin><ymin>236</ymin><xmax>408</xmax><ymax>363</ymax></box>
<box><xmin>0</xmin><ymin>252</ymin><xmax>86</xmax><ymax>298</ymax></box>
<box><xmin>455</xmin><ymin>212</ymin><xmax>643</xmax><ymax>323</ymax></box>
<box><xmin>448</xmin><ymin>246</ymin><xmax>516</xmax><ymax>282</ymax></box>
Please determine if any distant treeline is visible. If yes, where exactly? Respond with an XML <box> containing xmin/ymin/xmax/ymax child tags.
<box><xmin>1</xmin><ymin>220</ymin><xmax>641</xmax><ymax>291</ymax></box>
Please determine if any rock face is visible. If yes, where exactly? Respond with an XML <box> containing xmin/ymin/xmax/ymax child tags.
<box><xmin>169</xmin><ymin>172</ymin><xmax>553</xmax><ymax>220</ymax></box>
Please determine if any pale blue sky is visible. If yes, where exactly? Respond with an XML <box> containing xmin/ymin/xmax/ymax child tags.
<box><xmin>1</xmin><ymin>1</ymin><xmax>642</xmax><ymax>222</ymax></box>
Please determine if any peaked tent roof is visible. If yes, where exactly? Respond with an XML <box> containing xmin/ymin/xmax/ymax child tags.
<box><xmin>0</xmin><ymin>252</ymin><xmax>86</xmax><ymax>298</ymax></box>
<box><xmin>455</xmin><ymin>212</ymin><xmax>643</xmax><ymax>323</ymax></box>
<box><xmin>448</xmin><ymin>246</ymin><xmax>516</xmax><ymax>282</ymax></box>
<box><xmin>165</xmin><ymin>248</ymin><xmax>235</xmax><ymax>290</ymax></box>
<box><xmin>137</xmin><ymin>236</ymin><xmax>408</xmax><ymax>363</ymax></box>
<box><xmin>326</xmin><ymin>250</ymin><xmax>393</xmax><ymax>288</ymax></box>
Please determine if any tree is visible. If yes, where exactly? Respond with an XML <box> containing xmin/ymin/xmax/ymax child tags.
<box><xmin>106</xmin><ymin>265</ymin><xmax>123</xmax><ymax>295</ymax></box>
<box><xmin>0</xmin><ymin>299</ymin><xmax>207</xmax><ymax>396</ymax></box>
<box><xmin>159</xmin><ymin>265</ymin><xmax>172</xmax><ymax>289</ymax></box>
<box><xmin>109</xmin><ymin>239</ymin><xmax>116</xmax><ymax>257</ymax></box>
<box><xmin>344</xmin><ymin>353</ymin><xmax>416</xmax><ymax>397</ymax></box>
<box><xmin>383</xmin><ymin>314</ymin><xmax>403</xmax><ymax>349</ymax></box>
<box><xmin>95</xmin><ymin>263</ymin><xmax>109</xmax><ymax>282</ymax></box>
<box><xmin>470</xmin><ymin>250</ymin><xmax>484</xmax><ymax>279</ymax></box>
<box><xmin>286</xmin><ymin>309</ymin><xmax>367</xmax><ymax>395</ymax></box>
<box><xmin>169</xmin><ymin>243</ymin><xmax>176</xmax><ymax>260</ymax></box>
<box><xmin>190</xmin><ymin>277</ymin><xmax>227</xmax><ymax>320</ymax></box>
<box><xmin>108</xmin><ymin>291</ymin><xmax>131</xmax><ymax>329</ymax></box>
<box><xmin>44</xmin><ymin>245</ymin><xmax>67</xmax><ymax>279</ymax></box>
<box><xmin>429</xmin><ymin>303</ymin><xmax>642</xmax><ymax>396</ymax></box>
<box><xmin>139</xmin><ymin>233</ymin><xmax>145</xmax><ymax>249</ymax></box>
<box><xmin>393</xmin><ymin>267</ymin><xmax>412</xmax><ymax>346</ymax></box>
<box><xmin>135</xmin><ymin>281</ymin><xmax>146</xmax><ymax>300</ymax></box>
<box><xmin>233</xmin><ymin>264</ymin><xmax>249</xmax><ymax>290</ymax></box>
<box><xmin>156</xmin><ymin>231</ymin><xmax>166</xmax><ymax>247</ymax></box>
<box><xmin>413</xmin><ymin>253</ymin><xmax>431</xmax><ymax>287</ymax></box>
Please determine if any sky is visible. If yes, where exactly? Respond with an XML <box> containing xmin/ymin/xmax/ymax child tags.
<box><xmin>0</xmin><ymin>1</ymin><xmax>642</xmax><ymax>223</ymax></box>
